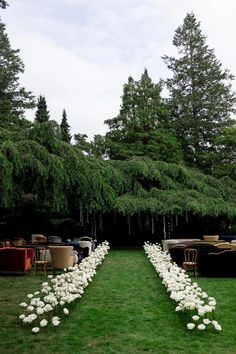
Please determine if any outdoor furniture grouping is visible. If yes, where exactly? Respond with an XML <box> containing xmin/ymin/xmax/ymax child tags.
<box><xmin>168</xmin><ymin>240</ymin><xmax>236</xmax><ymax>277</ymax></box>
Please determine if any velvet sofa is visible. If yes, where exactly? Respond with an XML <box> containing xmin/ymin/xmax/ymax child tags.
<box><xmin>197</xmin><ymin>250</ymin><xmax>236</xmax><ymax>277</ymax></box>
<box><xmin>0</xmin><ymin>247</ymin><xmax>35</xmax><ymax>273</ymax></box>
<box><xmin>169</xmin><ymin>242</ymin><xmax>222</xmax><ymax>267</ymax></box>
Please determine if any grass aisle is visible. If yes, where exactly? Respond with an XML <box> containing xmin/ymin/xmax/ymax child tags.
<box><xmin>1</xmin><ymin>249</ymin><xmax>236</xmax><ymax>353</ymax></box>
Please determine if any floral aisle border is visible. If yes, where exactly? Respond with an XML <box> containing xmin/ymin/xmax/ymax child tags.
<box><xmin>144</xmin><ymin>242</ymin><xmax>222</xmax><ymax>332</ymax></box>
<box><xmin>19</xmin><ymin>241</ymin><xmax>110</xmax><ymax>334</ymax></box>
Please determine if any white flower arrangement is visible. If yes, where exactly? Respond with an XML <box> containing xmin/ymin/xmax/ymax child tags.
<box><xmin>19</xmin><ymin>241</ymin><xmax>110</xmax><ymax>334</ymax></box>
<box><xmin>144</xmin><ymin>242</ymin><xmax>222</xmax><ymax>332</ymax></box>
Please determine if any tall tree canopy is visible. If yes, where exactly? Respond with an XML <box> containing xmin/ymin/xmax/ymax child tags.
<box><xmin>60</xmin><ymin>109</ymin><xmax>71</xmax><ymax>143</ymax></box>
<box><xmin>0</xmin><ymin>19</ymin><xmax>35</xmax><ymax>128</ymax></box>
<box><xmin>74</xmin><ymin>132</ymin><xmax>91</xmax><ymax>154</ymax></box>
<box><xmin>0</xmin><ymin>1</ymin><xmax>8</xmax><ymax>9</ymax></box>
<box><xmin>35</xmin><ymin>95</ymin><xmax>50</xmax><ymax>123</ymax></box>
<box><xmin>104</xmin><ymin>69</ymin><xmax>182</xmax><ymax>162</ymax></box>
<box><xmin>163</xmin><ymin>12</ymin><xmax>236</xmax><ymax>172</ymax></box>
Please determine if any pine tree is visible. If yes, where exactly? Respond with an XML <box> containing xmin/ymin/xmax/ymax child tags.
<box><xmin>0</xmin><ymin>18</ymin><xmax>35</xmax><ymax>128</ymax></box>
<box><xmin>104</xmin><ymin>69</ymin><xmax>182</xmax><ymax>162</ymax></box>
<box><xmin>60</xmin><ymin>109</ymin><xmax>71</xmax><ymax>143</ymax></box>
<box><xmin>163</xmin><ymin>12</ymin><xmax>236</xmax><ymax>172</ymax></box>
<box><xmin>35</xmin><ymin>95</ymin><xmax>50</xmax><ymax>123</ymax></box>
<box><xmin>0</xmin><ymin>1</ymin><xmax>8</xmax><ymax>9</ymax></box>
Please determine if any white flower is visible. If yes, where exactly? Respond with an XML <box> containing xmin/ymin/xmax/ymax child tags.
<box><xmin>214</xmin><ymin>323</ymin><xmax>222</xmax><ymax>331</ymax></box>
<box><xmin>27</xmin><ymin>306</ymin><xmax>34</xmax><ymax>312</ymax></box>
<box><xmin>19</xmin><ymin>314</ymin><xmax>25</xmax><ymax>320</ymax></box>
<box><xmin>27</xmin><ymin>294</ymin><xmax>33</xmax><ymax>299</ymax></box>
<box><xmin>203</xmin><ymin>318</ymin><xmax>211</xmax><ymax>325</ymax></box>
<box><xmin>40</xmin><ymin>319</ymin><xmax>48</xmax><ymax>327</ymax></box>
<box><xmin>36</xmin><ymin>307</ymin><xmax>44</xmax><ymax>315</ymax></box>
<box><xmin>198</xmin><ymin>308</ymin><xmax>205</xmax><ymax>316</ymax></box>
<box><xmin>192</xmin><ymin>315</ymin><xmax>199</xmax><ymax>321</ymax></box>
<box><xmin>52</xmin><ymin>316</ymin><xmax>60</xmax><ymax>322</ymax></box>
<box><xmin>19</xmin><ymin>302</ymin><xmax>27</xmax><ymax>307</ymax></box>
<box><xmin>28</xmin><ymin>313</ymin><xmax>37</xmax><ymax>321</ymax></box>
<box><xmin>32</xmin><ymin>327</ymin><xmax>40</xmax><ymax>334</ymax></box>
<box><xmin>52</xmin><ymin>320</ymin><xmax>60</xmax><ymax>326</ymax></box>
<box><xmin>63</xmin><ymin>308</ymin><xmax>69</xmax><ymax>315</ymax></box>
<box><xmin>209</xmin><ymin>300</ymin><xmax>216</xmax><ymax>306</ymax></box>
<box><xmin>187</xmin><ymin>323</ymin><xmax>195</xmax><ymax>330</ymax></box>
<box><xmin>197</xmin><ymin>324</ymin><xmax>206</xmax><ymax>331</ymax></box>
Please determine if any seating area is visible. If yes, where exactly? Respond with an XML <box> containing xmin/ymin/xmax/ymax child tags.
<box><xmin>166</xmin><ymin>237</ymin><xmax>236</xmax><ymax>277</ymax></box>
<box><xmin>0</xmin><ymin>234</ymin><xmax>96</xmax><ymax>274</ymax></box>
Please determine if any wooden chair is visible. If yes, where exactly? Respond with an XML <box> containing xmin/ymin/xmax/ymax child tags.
<box><xmin>183</xmin><ymin>248</ymin><xmax>198</xmax><ymax>277</ymax></box>
<box><xmin>33</xmin><ymin>247</ymin><xmax>48</xmax><ymax>276</ymax></box>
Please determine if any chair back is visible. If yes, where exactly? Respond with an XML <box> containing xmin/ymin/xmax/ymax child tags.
<box><xmin>49</xmin><ymin>246</ymin><xmax>74</xmax><ymax>269</ymax></box>
<box><xmin>31</xmin><ymin>234</ymin><xmax>47</xmax><ymax>244</ymax></box>
<box><xmin>216</xmin><ymin>242</ymin><xmax>232</xmax><ymax>250</ymax></box>
<box><xmin>79</xmin><ymin>240</ymin><xmax>92</xmax><ymax>255</ymax></box>
<box><xmin>203</xmin><ymin>235</ymin><xmax>219</xmax><ymax>242</ymax></box>
<box><xmin>79</xmin><ymin>236</ymin><xmax>93</xmax><ymax>242</ymax></box>
<box><xmin>184</xmin><ymin>248</ymin><xmax>197</xmax><ymax>263</ymax></box>
<box><xmin>13</xmin><ymin>238</ymin><xmax>26</xmax><ymax>246</ymax></box>
<box><xmin>47</xmin><ymin>236</ymin><xmax>62</xmax><ymax>244</ymax></box>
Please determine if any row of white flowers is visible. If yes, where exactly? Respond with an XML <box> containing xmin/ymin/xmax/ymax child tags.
<box><xmin>19</xmin><ymin>241</ymin><xmax>110</xmax><ymax>334</ymax></box>
<box><xmin>144</xmin><ymin>242</ymin><xmax>222</xmax><ymax>332</ymax></box>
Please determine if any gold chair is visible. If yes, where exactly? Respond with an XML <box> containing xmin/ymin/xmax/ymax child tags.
<box><xmin>33</xmin><ymin>247</ymin><xmax>48</xmax><ymax>276</ymax></box>
<box><xmin>183</xmin><ymin>248</ymin><xmax>198</xmax><ymax>277</ymax></box>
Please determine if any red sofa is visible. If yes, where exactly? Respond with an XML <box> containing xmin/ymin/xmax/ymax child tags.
<box><xmin>0</xmin><ymin>247</ymin><xmax>35</xmax><ymax>273</ymax></box>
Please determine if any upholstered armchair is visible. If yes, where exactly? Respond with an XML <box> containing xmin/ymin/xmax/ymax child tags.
<box><xmin>48</xmin><ymin>246</ymin><xmax>74</xmax><ymax>270</ymax></box>
<box><xmin>0</xmin><ymin>247</ymin><xmax>34</xmax><ymax>273</ymax></box>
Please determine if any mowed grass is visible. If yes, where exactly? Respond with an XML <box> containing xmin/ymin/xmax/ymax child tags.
<box><xmin>1</xmin><ymin>249</ymin><xmax>236</xmax><ymax>353</ymax></box>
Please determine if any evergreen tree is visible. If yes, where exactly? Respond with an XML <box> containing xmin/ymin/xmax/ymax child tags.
<box><xmin>213</xmin><ymin>127</ymin><xmax>236</xmax><ymax>179</ymax></box>
<box><xmin>104</xmin><ymin>69</ymin><xmax>182</xmax><ymax>162</ymax></box>
<box><xmin>89</xmin><ymin>134</ymin><xmax>107</xmax><ymax>158</ymax></box>
<box><xmin>35</xmin><ymin>95</ymin><xmax>50</xmax><ymax>123</ymax></box>
<box><xmin>0</xmin><ymin>1</ymin><xmax>8</xmax><ymax>9</ymax></box>
<box><xmin>0</xmin><ymin>19</ymin><xmax>35</xmax><ymax>128</ymax></box>
<box><xmin>60</xmin><ymin>109</ymin><xmax>71</xmax><ymax>143</ymax></box>
<box><xmin>163</xmin><ymin>12</ymin><xmax>236</xmax><ymax>172</ymax></box>
<box><xmin>74</xmin><ymin>132</ymin><xmax>91</xmax><ymax>154</ymax></box>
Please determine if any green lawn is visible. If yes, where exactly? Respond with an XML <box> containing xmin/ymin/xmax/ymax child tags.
<box><xmin>1</xmin><ymin>249</ymin><xmax>236</xmax><ymax>353</ymax></box>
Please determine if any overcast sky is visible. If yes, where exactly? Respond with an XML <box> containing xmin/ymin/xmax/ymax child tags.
<box><xmin>2</xmin><ymin>0</ymin><xmax>236</xmax><ymax>140</ymax></box>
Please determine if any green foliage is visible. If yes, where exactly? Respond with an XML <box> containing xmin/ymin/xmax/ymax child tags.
<box><xmin>212</xmin><ymin>127</ymin><xmax>236</xmax><ymax>179</ymax></box>
<box><xmin>28</xmin><ymin>120</ymin><xmax>61</xmax><ymax>153</ymax></box>
<box><xmin>0</xmin><ymin>12</ymin><xmax>235</xmax><ymax>224</ymax></box>
<box><xmin>34</xmin><ymin>95</ymin><xmax>50</xmax><ymax>123</ymax></box>
<box><xmin>60</xmin><ymin>109</ymin><xmax>71</xmax><ymax>143</ymax></box>
<box><xmin>163</xmin><ymin>12</ymin><xmax>236</xmax><ymax>172</ymax></box>
<box><xmin>89</xmin><ymin>134</ymin><xmax>107</xmax><ymax>158</ymax></box>
<box><xmin>0</xmin><ymin>19</ymin><xmax>35</xmax><ymax>127</ymax></box>
<box><xmin>105</xmin><ymin>69</ymin><xmax>182</xmax><ymax>162</ymax></box>
<box><xmin>74</xmin><ymin>132</ymin><xmax>91</xmax><ymax>154</ymax></box>
<box><xmin>110</xmin><ymin>157</ymin><xmax>236</xmax><ymax>217</ymax></box>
